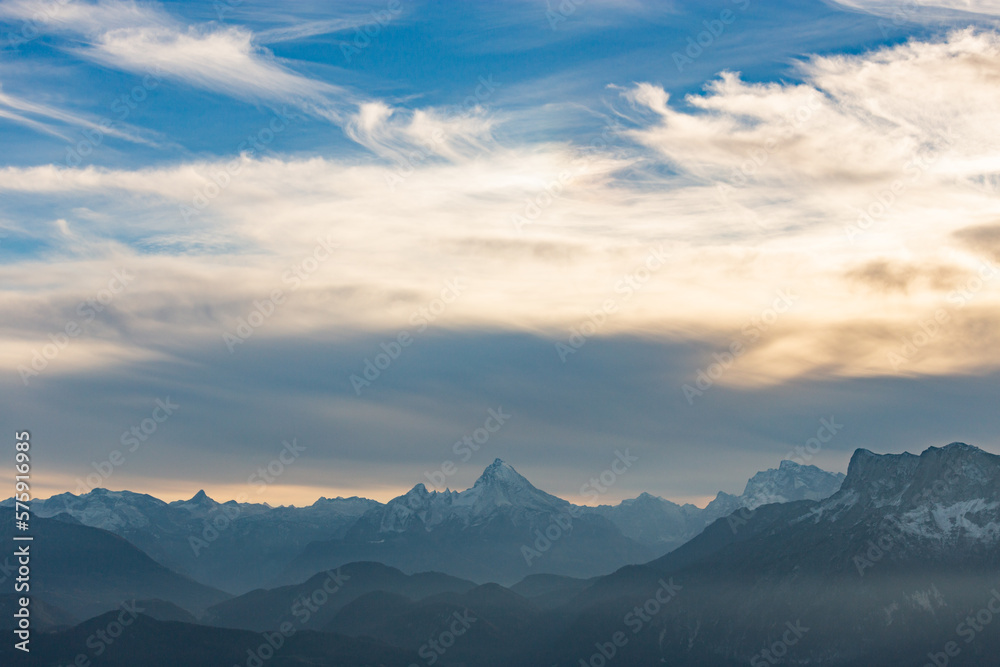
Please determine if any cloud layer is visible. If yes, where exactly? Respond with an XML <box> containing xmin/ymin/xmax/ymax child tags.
<box><xmin>3</xmin><ymin>30</ymin><xmax>999</xmax><ymax>387</ymax></box>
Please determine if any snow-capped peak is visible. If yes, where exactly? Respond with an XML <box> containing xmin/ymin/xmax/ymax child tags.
<box><xmin>805</xmin><ymin>443</ymin><xmax>1000</xmax><ymax>549</ymax></box>
<box><xmin>474</xmin><ymin>459</ymin><xmax>532</xmax><ymax>490</ymax></box>
<box><xmin>462</xmin><ymin>459</ymin><xmax>566</xmax><ymax>516</ymax></box>
<box><xmin>356</xmin><ymin>459</ymin><xmax>569</xmax><ymax>535</ymax></box>
<box><xmin>739</xmin><ymin>460</ymin><xmax>846</xmax><ymax>510</ymax></box>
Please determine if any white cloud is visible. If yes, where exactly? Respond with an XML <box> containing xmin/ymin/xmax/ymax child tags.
<box><xmin>0</xmin><ymin>105</ymin><xmax>68</xmax><ymax>138</ymax></box>
<box><xmin>91</xmin><ymin>23</ymin><xmax>349</xmax><ymax>114</ymax></box>
<box><xmin>256</xmin><ymin>17</ymin><xmax>364</xmax><ymax>44</ymax></box>
<box><xmin>627</xmin><ymin>30</ymin><xmax>1000</xmax><ymax>188</ymax></box>
<box><xmin>832</xmin><ymin>0</ymin><xmax>1000</xmax><ymax>19</ymax></box>
<box><xmin>0</xmin><ymin>81</ymin><xmax>156</xmax><ymax>143</ymax></box>
<box><xmin>0</xmin><ymin>0</ymin><xmax>505</xmax><ymax>154</ymax></box>
<box><xmin>0</xmin><ymin>0</ymin><xmax>354</xmax><ymax>118</ymax></box>
<box><xmin>344</xmin><ymin>101</ymin><xmax>498</xmax><ymax>163</ymax></box>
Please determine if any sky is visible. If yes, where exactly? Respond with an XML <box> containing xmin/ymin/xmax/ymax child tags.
<box><xmin>2</xmin><ymin>0</ymin><xmax>1000</xmax><ymax>507</ymax></box>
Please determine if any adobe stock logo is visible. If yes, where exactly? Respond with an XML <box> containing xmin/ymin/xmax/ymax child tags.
<box><xmin>18</xmin><ymin>269</ymin><xmax>135</xmax><ymax>385</ymax></box>
<box><xmin>350</xmin><ymin>278</ymin><xmax>467</xmax><ymax>395</ymax></box>
<box><xmin>682</xmin><ymin>289</ymin><xmax>797</xmax><ymax>404</ymax></box>
<box><xmin>671</xmin><ymin>0</ymin><xmax>752</xmax><ymax>72</ymax></box>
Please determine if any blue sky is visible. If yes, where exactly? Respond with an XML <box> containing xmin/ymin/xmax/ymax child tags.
<box><xmin>2</xmin><ymin>0</ymin><xmax>1000</xmax><ymax>505</ymax></box>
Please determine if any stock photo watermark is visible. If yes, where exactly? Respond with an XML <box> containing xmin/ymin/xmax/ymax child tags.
<box><xmin>577</xmin><ymin>577</ymin><xmax>682</xmax><ymax>666</ymax></box>
<box><xmin>238</xmin><ymin>568</ymin><xmax>350</xmax><ymax>667</ymax></box>
<box><xmin>385</xmin><ymin>75</ymin><xmax>500</xmax><ymax>191</ymax></box>
<box><xmin>750</xmin><ymin>620</ymin><xmax>810</xmax><ymax>666</ymax></box>
<box><xmin>188</xmin><ymin>438</ymin><xmax>306</xmax><ymax>557</ymax></box>
<box><xmin>682</xmin><ymin>289</ymin><xmax>797</xmax><ymax>404</ymax></box>
<box><xmin>511</xmin><ymin>120</ymin><xmax>628</xmax><ymax>235</ymax></box>
<box><xmin>63</xmin><ymin>67</ymin><xmax>163</xmax><ymax>169</ymax></box>
<box><xmin>223</xmin><ymin>233</ymin><xmax>338</xmax><ymax>352</ymax></box>
<box><xmin>414</xmin><ymin>609</ymin><xmax>477</xmax><ymax>666</ymax></box>
<box><xmin>556</xmin><ymin>245</ymin><xmax>670</xmax><ymax>362</ymax></box>
<box><xmin>181</xmin><ymin>107</ymin><xmax>296</xmax><ymax>222</ymax></box>
<box><xmin>886</xmin><ymin>258</ymin><xmax>998</xmax><ymax>371</ymax></box>
<box><xmin>424</xmin><ymin>408</ymin><xmax>512</xmax><ymax>490</ymax></box>
<box><xmin>17</xmin><ymin>269</ymin><xmax>135</xmax><ymax>385</ymax></box>
<box><xmin>521</xmin><ymin>450</ymin><xmax>637</xmax><ymax>566</ymax></box>
<box><xmin>340</xmin><ymin>0</ymin><xmax>403</xmax><ymax>62</ymax></box>
<box><xmin>350</xmin><ymin>277</ymin><xmax>467</xmax><ymax>394</ymax></box>
<box><xmin>844</xmin><ymin>133</ymin><xmax>955</xmax><ymax>245</ymax></box>
<box><xmin>672</xmin><ymin>0</ymin><xmax>752</xmax><ymax>72</ymax></box>
<box><xmin>852</xmin><ymin>456</ymin><xmax>964</xmax><ymax>576</ymax></box>
<box><xmin>74</xmin><ymin>397</ymin><xmax>179</xmax><ymax>496</ymax></box>
<box><xmin>922</xmin><ymin>588</ymin><xmax>1000</xmax><ymax>667</ymax></box>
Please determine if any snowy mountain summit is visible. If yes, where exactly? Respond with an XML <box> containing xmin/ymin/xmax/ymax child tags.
<box><xmin>468</xmin><ymin>458</ymin><xmax>568</xmax><ymax>512</ymax></box>
<box><xmin>740</xmin><ymin>460</ymin><xmax>847</xmax><ymax>509</ymax></box>
<box><xmin>359</xmin><ymin>459</ymin><xmax>570</xmax><ymax>534</ymax></box>
<box><xmin>812</xmin><ymin>442</ymin><xmax>1000</xmax><ymax>548</ymax></box>
<box><xmin>702</xmin><ymin>459</ymin><xmax>846</xmax><ymax>521</ymax></box>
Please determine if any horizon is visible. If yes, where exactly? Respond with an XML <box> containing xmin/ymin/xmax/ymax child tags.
<box><xmin>20</xmin><ymin>441</ymin><xmax>993</xmax><ymax>509</ymax></box>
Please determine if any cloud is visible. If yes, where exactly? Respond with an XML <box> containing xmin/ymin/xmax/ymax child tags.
<box><xmin>0</xmin><ymin>0</ymin><xmax>505</xmax><ymax>151</ymax></box>
<box><xmin>9</xmin><ymin>331</ymin><xmax>1000</xmax><ymax>505</ymax></box>
<box><xmin>343</xmin><ymin>101</ymin><xmax>498</xmax><ymax>162</ymax></box>
<box><xmin>87</xmin><ymin>24</ymin><xmax>350</xmax><ymax>115</ymax></box>
<box><xmin>1</xmin><ymin>30</ymin><xmax>1000</xmax><ymax>391</ymax></box>
<box><xmin>0</xmin><ymin>0</ymin><xmax>354</xmax><ymax>119</ymax></box>
<box><xmin>255</xmin><ymin>17</ymin><xmax>367</xmax><ymax>44</ymax></box>
<box><xmin>0</xmin><ymin>105</ymin><xmax>69</xmax><ymax>138</ymax></box>
<box><xmin>844</xmin><ymin>260</ymin><xmax>968</xmax><ymax>294</ymax></box>
<box><xmin>831</xmin><ymin>0</ymin><xmax>1000</xmax><ymax>19</ymax></box>
<box><xmin>0</xmin><ymin>81</ymin><xmax>156</xmax><ymax>143</ymax></box>
<box><xmin>954</xmin><ymin>223</ymin><xmax>1000</xmax><ymax>259</ymax></box>
<box><xmin>626</xmin><ymin>30</ymin><xmax>1000</xmax><ymax>192</ymax></box>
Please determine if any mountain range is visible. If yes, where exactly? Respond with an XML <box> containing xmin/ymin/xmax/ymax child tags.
<box><xmin>12</xmin><ymin>456</ymin><xmax>845</xmax><ymax>591</ymax></box>
<box><xmin>10</xmin><ymin>489</ymin><xmax>378</xmax><ymax>593</ymax></box>
<box><xmin>533</xmin><ymin>442</ymin><xmax>1000</xmax><ymax>666</ymax></box>
<box><xmin>4</xmin><ymin>442</ymin><xmax>996</xmax><ymax>666</ymax></box>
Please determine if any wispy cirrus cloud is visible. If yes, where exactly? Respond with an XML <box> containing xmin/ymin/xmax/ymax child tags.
<box><xmin>255</xmin><ymin>17</ymin><xmax>368</xmax><ymax>44</ymax></box>
<box><xmin>0</xmin><ymin>81</ymin><xmax>156</xmax><ymax>142</ymax></box>
<box><xmin>0</xmin><ymin>0</ymin><xmax>507</xmax><ymax>157</ymax></box>
<box><xmin>832</xmin><ymin>0</ymin><xmax>1000</xmax><ymax>19</ymax></box>
<box><xmin>344</xmin><ymin>101</ymin><xmax>499</xmax><ymax>162</ymax></box>
<box><xmin>0</xmin><ymin>0</ymin><xmax>356</xmax><ymax>119</ymax></box>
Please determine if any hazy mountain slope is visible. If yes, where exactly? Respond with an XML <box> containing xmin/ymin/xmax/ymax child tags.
<box><xmin>510</xmin><ymin>573</ymin><xmax>598</xmax><ymax>610</ymax></box>
<box><xmin>5</xmin><ymin>458</ymin><xmax>845</xmax><ymax>592</ymax></box>
<box><xmin>589</xmin><ymin>492</ymin><xmax>705</xmax><ymax>550</ymax></box>
<box><xmin>534</xmin><ymin>443</ymin><xmax>1000</xmax><ymax>666</ymax></box>
<box><xmin>0</xmin><ymin>612</ymin><xmax>421</xmax><ymax>667</ymax></box>
<box><xmin>11</xmin><ymin>489</ymin><xmax>379</xmax><ymax>593</ymax></box>
<box><xmin>325</xmin><ymin>583</ymin><xmax>561</xmax><ymax>667</ymax></box>
<box><xmin>0</xmin><ymin>594</ymin><xmax>77</xmax><ymax>631</ymax></box>
<box><xmin>589</xmin><ymin>459</ymin><xmax>846</xmax><ymax>552</ymax></box>
<box><xmin>205</xmin><ymin>561</ymin><xmax>477</xmax><ymax>632</ymax></box>
<box><xmin>0</xmin><ymin>516</ymin><xmax>229</xmax><ymax>620</ymax></box>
